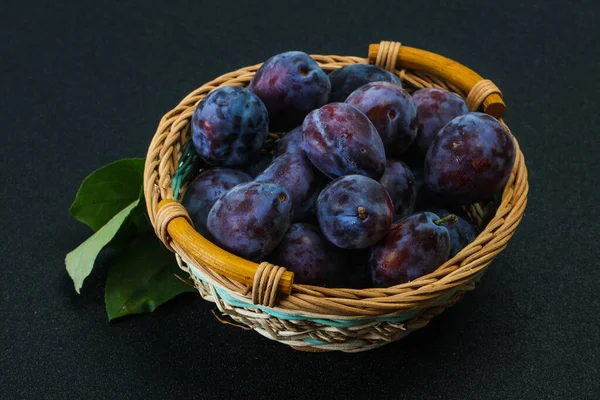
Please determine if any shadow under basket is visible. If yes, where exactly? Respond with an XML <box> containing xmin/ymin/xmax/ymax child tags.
<box><xmin>143</xmin><ymin>41</ymin><xmax>529</xmax><ymax>353</ymax></box>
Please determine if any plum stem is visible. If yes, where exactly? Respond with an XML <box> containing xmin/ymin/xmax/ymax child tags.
<box><xmin>434</xmin><ymin>214</ymin><xmax>458</xmax><ymax>225</ymax></box>
<box><xmin>357</xmin><ymin>206</ymin><xmax>368</xmax><ymax>220</ymax></box>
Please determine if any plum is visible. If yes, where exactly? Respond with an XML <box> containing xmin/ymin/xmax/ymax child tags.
<box><xmin>413</xmin><ymin>87</ymin><xmax>469</xmax><ymax>154</ymax></box>
<box><xmin>180</xmin><ymin>168</ymin><xmax>251</xmax><ymax>238</ymax></box>
<box><xmin>369</xmin><ymin>212</ymin><xmax>452</xmax><ymax>287</ymax></box>
<box><xmin>275</xmin><ymin>125</ymin><xmax>303</xmax><ymax>157</ymax></box>
<box><xmin>249</xmin><ymin>51</ymin><xmax>330</xmax><ymax>131</ymax></box>
<box><xmin>302</xmin><ymin>103</ymin><xmax>386</xmax><ymax>180</ymax></box>
<box><xmin>380</xmin><ymin>159</ymin><xmax>416</xmax><ymax>218</ymax></box>
<box><xmin>269</xmin><ymin>223</ymin><xmax>342</xmax><ymax>286</ymax></box>
<box><xmin>345</xmin><ymin>81</ymin><xmax>418</xmax><ymax>156</ymax></box>
<box><xmin>191</xmin><ymin>86</ymin><xmax>268</xmax><ymax>167</ymax></box>
<box><xmin>428</xmin><ymin>207</ymin><xmax>479</xmax><ymax>258</ymax></box>
<box><xmin>317</xmin><ymin>175</ymin><xmax>393</xmax><ymax>249</ymax></box>
<box><xmin>425</xmin><ymin>112</ymin><xmax>516</xmax><ymax>205</ymax></box>
<box><xmin>206</xmin><ymin>181</ymin><xmax>293</xmax><ymax>261</ymax></box>
<box><xmin>255</xmin><ymin>152</ymin><xmax>326</xmax><ymax>221</ymax></box>
<box><xmin>328</xmin><ymin>64</ymin><xmax>402</xmax><ymax>102</ymax></box>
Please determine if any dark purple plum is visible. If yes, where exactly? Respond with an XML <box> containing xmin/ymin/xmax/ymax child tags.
<box><xmin>206</xmin><ymin>182</ymin><xmax>293</xmax><ymax>261</ymax></box>
<box><xmin>248</xmin><ymin>51</ymin><xmax>330</xmax><ymax>131</ymax></box>
<box><xmin>369</xmin><ymin>212</ymin><xmax>452</xmax><ymax>287</ymax></box>
<box><xmin>180</xmin><ymin>168</ymin><xmax>252</xmax><ymax>238</ymax></box>
<box><xmin>380</xmin><ymin>159</ymin><xmax>416</xmax><ymax>218</ymax></box>
<box><xmin>413</xmin><ymin>88</ymin><xmax>469</xmax><ymax>154</ymax></box>
<box><xmin>302</xmin><ymin>103</ymin><xmax>386</xmax><ymax>180</ymax></box>
<box><xmin>425</xmin><ymin>112</ymin><xmax>516</xmax><ymax>205</ymax></box>
<box><xmin>255</xmin><ymin>152</ymin><xmax>326</xmax><ymax>221</ymax></box>
<box><xmin>345</xmin><ymin>81</ymin><xmax>418</xmax><ymax>156</ymax></box>
<box><xmin>275</xmin><ymin>126</ymin><xmax>303</xmax><ymax>157</ymax></box>
<box><xmin>317</xmin><ymin>175</ymin><xmax>393</xmax><ymax>249</ymax></box>
<box><xmin>269</xmin><ymin>223</ymin><xmax>342</xmax><ymax>286</ymax></box>
<box><xmin>191</xmin><ymin>86</ymin><xmax>268</xmax><ymax>167</ymax></box>
<box><xmin>428</xmin><ymin>207</ymin><xmax>479</xmax><ymax>258</ymax></box>
<box><xmin>328</xmin><ymin>64</ymin><xmax>402</xmax><ymax>102</ymax></box>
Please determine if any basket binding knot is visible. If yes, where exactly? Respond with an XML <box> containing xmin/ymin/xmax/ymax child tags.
<box><xmin>465</xmin><ymin>79</ymin><xmax>503</xmax><ymax>112</ymax></box>
<box><xmin>155</xmin><ymin>199</ymin><xmax>194</xmax><ymax>251</ymax></box>
<box><xmin>374</xmin><ymin>40</ymin><xmax>402</xmax><ymax>72</ymax></box>
<box><xmin>371</xmin><ymin>40</ymin><xmax>504</xmax><ymax>117</ymax></box>
<box><xmin>252</xmin><ymin>262</ymin><xmax>287</xmax><ymax>307</ymax></box>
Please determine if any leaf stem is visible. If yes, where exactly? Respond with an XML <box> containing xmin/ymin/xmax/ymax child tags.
<box><xmin>434</xmin><ymin>214</ymin><xmax>458</xmax><ymax>225</ymax></box>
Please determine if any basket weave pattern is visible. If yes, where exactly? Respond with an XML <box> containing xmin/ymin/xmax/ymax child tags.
<box><xmin>143</xmin><ymin>45</ymin><xmax>528</xmax><ymax>352</ymax></box>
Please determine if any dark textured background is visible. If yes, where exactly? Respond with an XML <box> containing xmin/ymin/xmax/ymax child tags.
<box><xmin>1</xmin><ymin>0</ymin><xmax>599</xmax><ymax>399</ymax></box>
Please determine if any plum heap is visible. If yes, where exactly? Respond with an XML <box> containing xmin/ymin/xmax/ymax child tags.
<box><xmin>184</xmin><ymin>52</ymin><xmax>515</xmax><ymax>288</ymax></box>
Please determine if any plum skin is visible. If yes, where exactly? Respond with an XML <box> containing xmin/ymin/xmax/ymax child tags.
<box><xmin>302</xmin><ymin>102</ymin><xmax>386</xmax><ymax>180</ymax></box>
<box><xmin>255</xmin><ymin>152</ymin><xmax>326</xmax><ymax>222</ymax></box>
<box><xmin>191</xmin><ymin>86</ymin><xmax>269</xmax><ymax>167</ymax></box>
<box><xmin>206</xmin><ymin>181</ymin><xmax>293</xmax><ymax>261</ymax></box>
<box><xmin>380</xmin><ymin>159</ymin><xmax>417</xmax><ymax>218</ymax></box>
<box><xmin>180</xmin><ymin>168</ymin><xmax>251</xmax><ymax>238</ymax></box>
<box><xmin>412</xmin><ymin>87</ymin><xmax>469</xmax><ymax>154</ymax></box>
<box><xmin>328</xmin><ymin>64</ymin><xmax>402</xmax><ymax>102</ymax></box>
<box><xmin>345</xmin><ymin>81</ymin><xmax>418</xmax><ymax>156</ymax></box>
<box><xmin>275</xmin><ymin>125</ymin><xmax>303</xmax><ymax>157</ymax></box>
<box><xmin>369</xmin><ymin>212</ymin><xmax>451</xmax><ymax>287</ymax></box>
<box><xmin>428</xmin><ymin>207</ymin><xmax>479</xmax><ymax>258</ymax></box>
<box><xmin>249</xmin><ymin>51</ymin><xmax>330</xmax><ymax>131</ymax></box>
<box><xmin>268</xmin><ymin>223</ymin><xmax>342</xmax><ymax>286</ymax></box>
<box><xmin>317</xmin><ymin>174</ymin><xmax>394</xmax><ymax>249</ymax></box>
<box><xmin>425</xmin><ymin>112</ymin><xmax>516</xmax><ymax>205</ymax></box>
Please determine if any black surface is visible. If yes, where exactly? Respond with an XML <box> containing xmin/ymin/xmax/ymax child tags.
<box><xmin>1</xmin><ymin>1</ymin><xmax>599</xmax><ymax>399</ymax></box>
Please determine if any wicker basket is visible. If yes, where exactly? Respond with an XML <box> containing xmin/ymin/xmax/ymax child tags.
<box><xmin>143</xmin><ymin>41</ymin><xmax>528</xmax><ymax>353</ymax></box>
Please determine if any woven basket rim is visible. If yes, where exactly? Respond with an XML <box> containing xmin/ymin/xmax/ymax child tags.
<box><xmin>143</xmin><ymin>46</ymin><xmax>528</xmax><ymax>319</ymax></box>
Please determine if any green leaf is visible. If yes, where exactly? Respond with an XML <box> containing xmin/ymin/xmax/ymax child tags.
<box><xmin>105</xmin><ymin>234</ymin><xmax>196</xmax><ymax>321</ymax></box>
<box><xmin>66</xmin><ymin>200</ymin><xmax>139</xmax><ymax>293</ymax></box>
<box><xmin>127</xmin><ymin>191</ymin><xmax>154</xmax><ymax>236</ymax></box>
<box><xmin>69</xmin><ymin>158</ymin><xmax>145</xmax><ymax>232</ymax></box>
